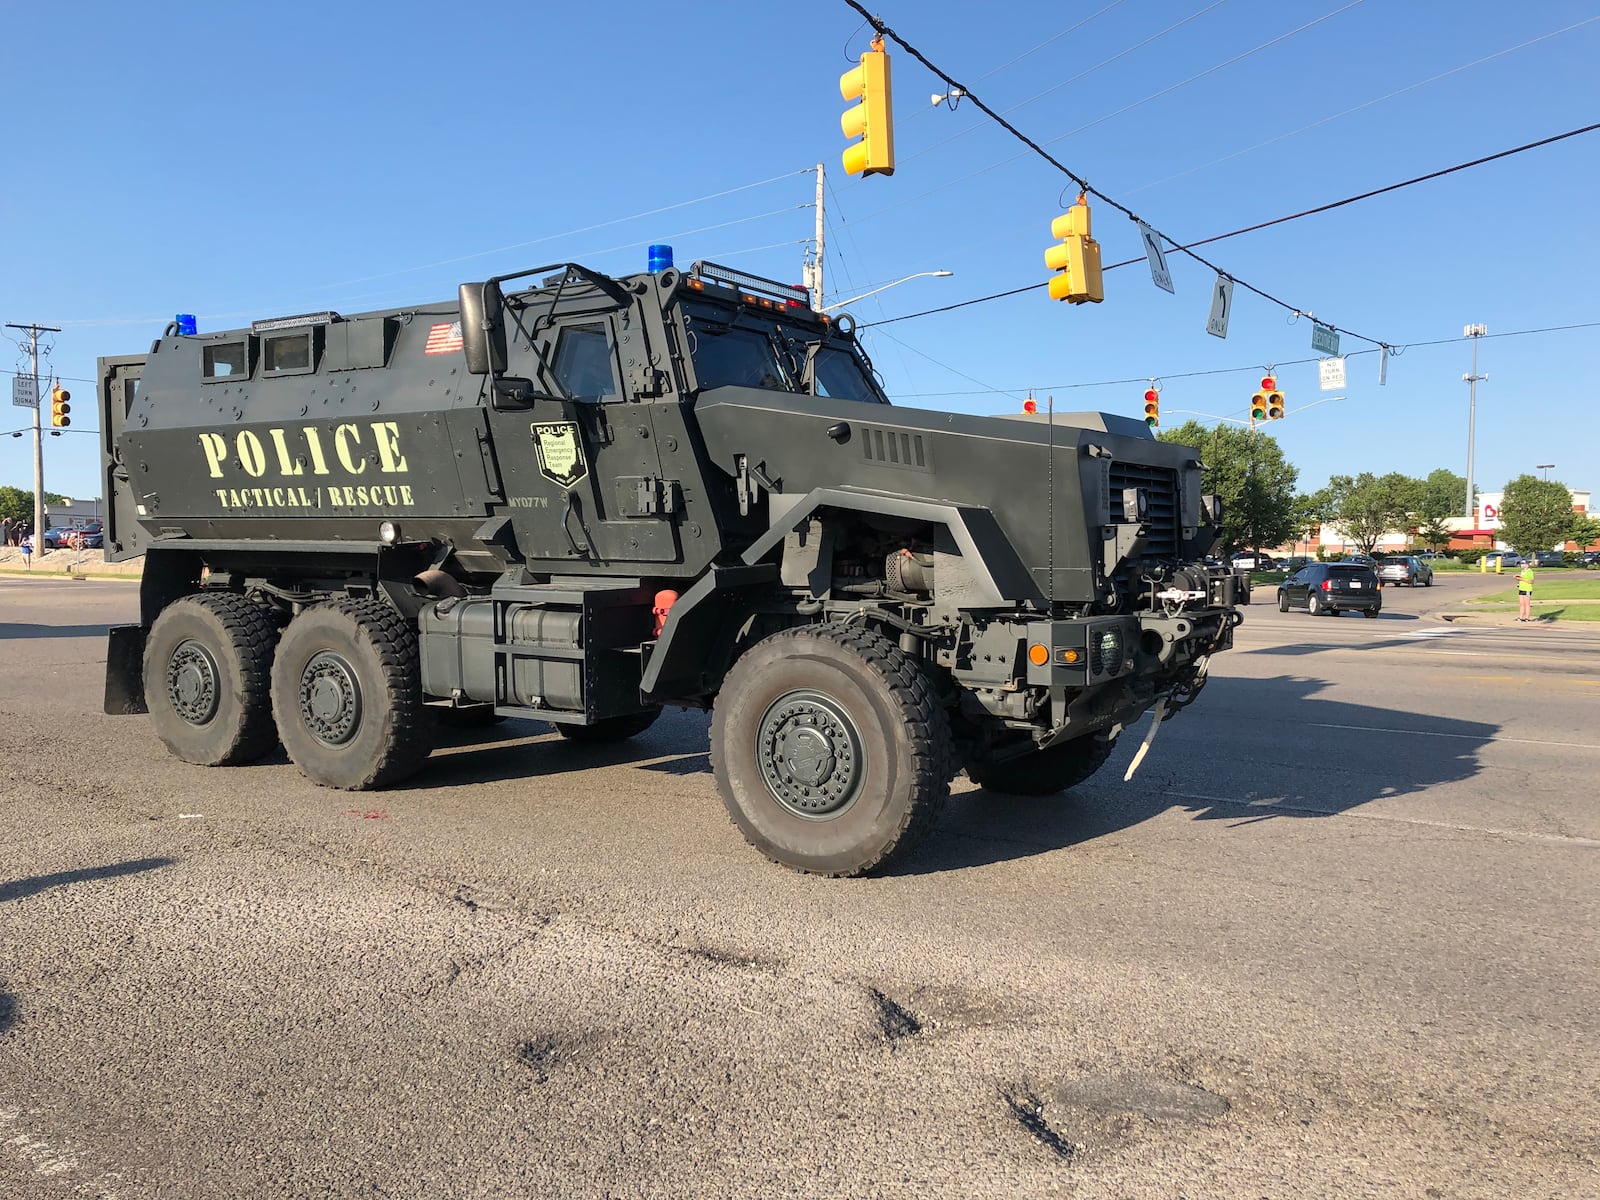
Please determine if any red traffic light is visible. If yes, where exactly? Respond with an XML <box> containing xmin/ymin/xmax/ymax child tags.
<box><xmin>1260</xmin><ymin>376</ymin><xmax>1276</xmax><ymax>390</ymax></box>
<box><xmin>1144</xmin><ymin>389</ymin><xmax>1158</xmax><ymax>404</ymax></box>
<box><xmin>1022</xmin><ymin>398</ymin><xmax>1038</xmax><ymax>414</ymax></box>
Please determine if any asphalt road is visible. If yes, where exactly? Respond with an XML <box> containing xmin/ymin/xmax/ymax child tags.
<box><xmin>2</xmin><ymin>573</ymin><xmax>1596</xmax><ymax>1199</ymax></box>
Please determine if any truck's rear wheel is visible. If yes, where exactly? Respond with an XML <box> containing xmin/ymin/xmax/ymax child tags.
<box><xmin>144</xmin><ymin>592</ymin><xmax>279</xmax><ymax>766</ymax></box>
<box><xmin>711</xmin><ymin>625</ymin><xmax>951</xmax><ymax>877</ymax></box>
<box><xmin>965</xmin><ymin>735</ymin><xmax>1116</xmax><ymax>796</ymax></box>
<box><xmin>271</xmin><ymin>599</ymin><xmax>431</xmax><ymax>790</ymax></box>
<box><xmin>555</xmin><ymin>709</ymin><xmax>661</xmax><ymax>743</ymax></box>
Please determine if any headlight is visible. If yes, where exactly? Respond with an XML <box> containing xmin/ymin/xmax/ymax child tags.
<box><xmin>1097</xmin><ymin>626</ymin><xmax>1122</xmax><ymax>662</ymax></box>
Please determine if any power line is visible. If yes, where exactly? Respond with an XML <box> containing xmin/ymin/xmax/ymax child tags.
<box><xmin>882</xmin><ymin>319</ymin><xmax>1600</xmax><ymax>401</ymax></box>
<box><xmin>860</xmin><ymin>122</ymin><xmax>1600</xmax><ymax>330</ymax></box>
<box><xmin>840</xmin><ymin>0</ymin><xmax>1391</xmax><ymax>348</ymax></box>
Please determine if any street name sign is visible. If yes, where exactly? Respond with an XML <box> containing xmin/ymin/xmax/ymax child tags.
<box><xmin>1310</xmin><ymin>322</ymin><xmax>1340</xmax><ymax>355</ymax></box>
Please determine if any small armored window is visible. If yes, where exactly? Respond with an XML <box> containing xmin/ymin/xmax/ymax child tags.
<box><xmin>202</xmin><ymin>341</ymin><xmax>250</xmax><ymax>380</ymax></box>
<box><xmin>257</xmin><ymin>329</ymin><xmax>313</xmax><ymax>376</ymax></box>
<box><xmin>263</xmin><ymin>331</ymin><xmax>313</xmax><ymax>374</ymax></box>
<box><xmin>552</xmin><ymin>323</ymin><xmax>619</xmax><ymax>403</ymax></box>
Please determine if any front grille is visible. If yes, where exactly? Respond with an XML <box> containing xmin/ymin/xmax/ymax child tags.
<box><xmin>1109</xmin><ymin>461</ymin><xmax>1179</xmax><ymax>559</ymax></box>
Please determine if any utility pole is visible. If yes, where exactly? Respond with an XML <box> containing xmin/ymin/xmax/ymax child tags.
<box><xmin>6</xmin><ymin>321</ymin><xmax>59</xmax><ymax>557</ymax></box>
<box><xmin>805</xmin><ymin>162</ymin><xmax>825</xmax><ymax>310</ymax></box>
<box><xmin>1462</xmin><ymin>323</ymin><xmax>1487</xmax><ymax>521</ymax></box>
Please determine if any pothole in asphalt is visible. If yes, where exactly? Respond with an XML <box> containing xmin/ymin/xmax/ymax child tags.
<box><xmin>1037</xmin><ymin>1070</ymin><xmax>1231</xmax><ymax>1153</ymax></box>
<box><xmin>865</xmin><ymin>986</ymin><xmax>922</xmax><ymax>1045</ymax></box>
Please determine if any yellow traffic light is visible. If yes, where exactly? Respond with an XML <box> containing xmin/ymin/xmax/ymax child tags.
<box><xmin>1045</xmin><ymin>196</ymin><xmax>1104</xmax><ymax>304</ymax></box>
<box><xmin>840</xmin><ymin>36</ymin><xmax>894</xmax><ymax>177</ymax></box>
<box><xmin>1251</xmin><ymin>377</ymin><xmax>1272</xmax><ymax>421</ymax></box>
<box><xmin>50</xmin><ymin>386</ymin><xmax>71</xmax><ymax>428</ymax></box>
<box><xmin>1143</xmin><ymin>388</ymin><xmax>1160</xmax><ymax>428</ymax></box>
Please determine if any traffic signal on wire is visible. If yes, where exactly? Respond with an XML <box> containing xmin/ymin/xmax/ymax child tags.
<box><xmin>1251</xmin><ymin>377</ymin><xmax>1272</xmax><ymax>421</ymax></box>
<box><xmin>1267</xmin><ymin>380</ymin><xmax>1285</xmax><ymax>420</ymax></box>
<box><xmin>840</xmin><ymin>36</ymin><xmax>895</xmax><ymax>177</ymax></box>
<box><xmin>1143</xmin><ymin>388</ymin><xmax>1160</xmax><ymax>428</ymax></box>
<box><xmin>50</xmin><ymin>386</ymin><xmax>71</xmax><ymax>428</ymax></box>
<box><xmin>1045</xmin><ymin>195</ymin><xmax>1104</xmax><ymax>304</ymax></box>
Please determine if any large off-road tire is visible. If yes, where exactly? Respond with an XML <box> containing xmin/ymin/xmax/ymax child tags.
<box><xmin>270</xmin><ymin>598</ymin><xmax>431</xmax><ymax>790</ymax></box>
<box><xmin>143</xmin><ymin>592</ymin><xmax>279</xmax><ymax>766</ymax></box>
<box><xmin>710</xmin><ymin>624</ymin><xmax>951</xmax><ymax>877</ymax></box>
<box><xmin>555</xmin><ymin>709</ymin><xmax>661</xmax><ymax>743</ymax></box>
<box><xmin>965</xmin><ymin>735</ymin><xmax>1116</xmax><ymax>796</ymax></box>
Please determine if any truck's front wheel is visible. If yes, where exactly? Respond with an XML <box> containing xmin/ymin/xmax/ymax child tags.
<box><xmin>271</xmin><ymin>599</ymin><xmax>432</xmax><ymax>790</ymax></box>
<box><xmin>144</xmin><ymin>593</ymin><xmax>279</xmax><ymax>766</ymax></box>
<box><xmin>965</xmin><ymin>735</ymin><xmax>1116</xmax><ymax>796</ymax></box>
<box><xmin>711</xmin><ymin>625</ymin><xmax>951</xmax><ymax>877</ymax></box>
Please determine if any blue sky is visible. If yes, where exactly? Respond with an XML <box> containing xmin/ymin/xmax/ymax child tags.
<box><xmin>4</xmin><ymin>0</ymin><xmax>1597</xmax><ymax>508</ymax></box>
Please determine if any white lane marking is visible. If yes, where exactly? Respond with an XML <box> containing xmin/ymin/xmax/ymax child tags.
<box><xmin>1398</xmin><ymin>627</ymin><xmax>1463</xmax><ymax>638</ymax></box>
<box><xmin>1162</xmin><ymin>791</ymin><xmax>1600</xmax><ymax>848</ymax></box>
<box><xmin>1307</xmin><ymin>721</ymin><xmax>1600</xmax><ymax>751</ymax></box>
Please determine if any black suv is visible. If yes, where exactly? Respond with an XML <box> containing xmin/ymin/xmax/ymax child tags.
<box><xmin>1277</xmin><ymin>562</ymin><xmax>1382</xmax><ymax>618</ymax></box>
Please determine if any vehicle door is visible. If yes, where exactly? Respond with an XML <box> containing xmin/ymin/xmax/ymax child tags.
<box><xmin>1285</xmin><ymin>566</ymin><xmax>1314</xmax><ymax>608</ymax></box>
<box><xmin>489</xmin><ymin>311</ymin><xmax>682</xmax><ymax>569</ymax></box>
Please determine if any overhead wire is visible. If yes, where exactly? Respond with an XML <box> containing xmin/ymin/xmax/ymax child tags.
<box><xmin>859</xmin><ymin>122</ymin><xmax>1600</xmax><ymax>331</ymax></box>
<box><xmin>839</xmin><ymin>0</ymin><xmax>1391</xmax><ymax>348</ymax></box>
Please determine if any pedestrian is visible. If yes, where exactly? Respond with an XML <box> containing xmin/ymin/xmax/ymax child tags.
<box><xmin>20</xmin><ymin>533</ymin><xmax>32</xmax><ymax>570</ymax></box>
<box><xmin>1517</xmin><ymin>560</ymin><xmax>1535</xmax><ymax>622</ymax></box>
<box><xmin>1</xmin><ymin>516</ymin><xmax>12</xmax><ymax>547</ymax></box>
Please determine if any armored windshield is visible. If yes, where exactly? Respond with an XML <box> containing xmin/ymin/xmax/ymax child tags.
<box><xmin>682</xmin><ymin>300</ymin><xmax>885</xmax><ymax>403</ymax></box>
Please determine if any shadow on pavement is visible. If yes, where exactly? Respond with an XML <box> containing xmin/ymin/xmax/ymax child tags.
<box><xmin>0</xmin><ymin>990</ymin><xmax>14</xmax><ymax>1034</ymax></box>
<box><xmin>897</xmin><ymin>673</ymin><xmax>1498</xmax><ymax>875</ymax></box>
<box><xmin>0</xmin><ymin>856</ymin><xmax>177</xmax><ymax>904</ymax></box>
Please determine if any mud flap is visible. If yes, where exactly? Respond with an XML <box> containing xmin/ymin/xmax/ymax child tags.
<box><xmin>104</xmin><ymin>624</ymin><xmax>148</xmax><ymax>715</ymax></box>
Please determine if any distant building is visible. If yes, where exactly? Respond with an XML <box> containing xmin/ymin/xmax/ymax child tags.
<box><xmin>1446</xmin><ymin>489</ymin><xmax>1593</xmax><ymax>551</ymax></box>
<box><xmin>48</xmin><ymin>497</ymin><xmax>105</xmax><ymax>528</ymax></box>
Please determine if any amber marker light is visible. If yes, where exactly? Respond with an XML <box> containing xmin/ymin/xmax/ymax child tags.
<box><xmin>1028</xmin><ymin>643</ymin><xmax>1050</xmax><ymax>666</ymax></box>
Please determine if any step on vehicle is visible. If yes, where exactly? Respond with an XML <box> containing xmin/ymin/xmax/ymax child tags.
<box><xmin>96</xmin><ymin>250</ymin><xmax>1242</xmax><ymax>876</ymax></box>
<box><xmin>1278</xmin><ymin>562</ymin><xmax>1382</xmax><ymax>618</ymax></box>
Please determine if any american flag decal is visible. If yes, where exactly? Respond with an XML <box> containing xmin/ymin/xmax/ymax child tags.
<box><xmin>424</xmin><ymin>321</ymin><xmax>463</xmax><ymax>355</ymax></box>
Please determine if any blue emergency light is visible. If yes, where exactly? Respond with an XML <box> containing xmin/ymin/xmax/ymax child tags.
<box><xmin>647</xmin><ymin>244</ymin><xmax>674</xmax><ymax>274</ymax></box>
<box><xmin>176</xmin><ymin>314</ymin><xmax>198</xmax><ymax>336</ymax></box>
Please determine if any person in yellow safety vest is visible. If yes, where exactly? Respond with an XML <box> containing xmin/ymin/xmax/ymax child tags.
<box><xmin>1516</xmin><ymin>562</ymin><xmax>1535</xmax><ymax>622</ymax></box>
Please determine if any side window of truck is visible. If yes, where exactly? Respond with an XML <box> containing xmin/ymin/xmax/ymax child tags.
<box><xmin>552</xmin><ymin>323</ymin><xmax>619</xmax><ymax>403</ymax></box>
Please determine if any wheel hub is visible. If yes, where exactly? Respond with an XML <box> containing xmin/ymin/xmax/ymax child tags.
<box><xmin>299</xmin><ymin>651</ymin><xmax>362</xmax><ymax>746</ymax></box>
<box><xmin>167</xmin><ymin>639</ymin><xmax>220</xmax><ymax>726</ymax></box>
<box><xmin>756</xmin><ymin>689</ymin><xmax>864</xmax><ymax>818</ymax></box>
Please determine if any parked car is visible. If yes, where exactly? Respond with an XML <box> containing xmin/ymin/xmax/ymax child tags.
<box><xmin>1230</xmin><ymin>552</ymin><xmax>1275</xmax><ymax>570</ymax></box>
<box><xmin>1343</xmin><ymin>554</ymin><xmax>1374</xmax><ymax>566</ymax></box>
<box><xmin>78</xmin><ymin>529</ymin><xmax>104</xmax><ymax>549</ymax></box>
<box><xmin>1414</xmin><ymin>550</ymin><xmax>1443</xmax><ymax>560</ymax></box>
<box><xmin>1278</xmin><ymin>563</ymin><xmax>1382</xmax><ymax>618</ymax></box>
<box><xmin>1482</xmin><ymin>551</ymin><xmax>1524</xmax><ymax>569</ymax></box>
<box><xmin>40</xmin><ymin>526</ymin><xmax>75</xmax><ymax>549</ymax></box>
<box><xmin>1531</xmin><ymin>550</ymin><xmax>1565</xmax><ymax>568</ymax></box>
<box><xmin>1278</xmin><ymin>555</ymin><xmax>1313</xmax><ymax>576</ymax></box>
<box><xmin>1377</xmin><ymin>556</ymin><xmax>1433</xmax><ymax>587</ymax></box>
<box><xmin>1580</xmin><ymin>551</ymin><xmax>1600</xmax><ymax>569</ymax></box>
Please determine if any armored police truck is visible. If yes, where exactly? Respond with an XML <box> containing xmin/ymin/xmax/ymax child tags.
<box><xmin>98</xmin><ymin>255</ymin><xmax>1240</xmax><ymax>876</ymax></box>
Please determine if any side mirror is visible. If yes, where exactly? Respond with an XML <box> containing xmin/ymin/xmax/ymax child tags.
<box><xmin>458</xmin><ymin>281</ymin><xmax>507</xmax><ymax>375</ymax></box>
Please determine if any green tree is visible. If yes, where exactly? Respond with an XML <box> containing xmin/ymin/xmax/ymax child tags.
<box><xmin>1499</xmin><ymin>474</ymin><xmax>1574</xmax><ymax>554</ymax></box>
<box><xmin>1158</xmin><ymin>420</ymin><xmax>1299</xmax><ymax>552</ymax></box>
<box><xmin>0</xmin><ymin>485</ymin><xmax>33</xmax><ymax>525</ymax></box>
<box><xmin>1421</xmin><ymin>468</ymin><xmax>1468</xmax><ymax>522</ymax></box>
<box><xmin>1417</xmin><ymin>516</ymin><xmax>1454</xmax><ymax>552</ymax></box>
<box><xmin>1567</xmin><ymin>512</ymin><xmax>1600</xmax><ymax>551</ymax></box>
<box><xmin>1325</xmin><ymin>472</ymin><xmax>1425</xmax><ymax>555</ymax></box>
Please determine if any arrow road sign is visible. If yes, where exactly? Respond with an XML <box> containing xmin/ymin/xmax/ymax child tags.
<box><xmin>1206</xmin><ymin>274</ymin><xmax>1233</xmax><ymax>338</ymax></box>
<box><xmin>1136</xmin><ymin>220</ymin><xmax>1174</xmax><ymax>293</ymax></box>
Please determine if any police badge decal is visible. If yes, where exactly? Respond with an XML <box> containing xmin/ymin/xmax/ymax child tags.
<box><xmin>531</xmin><ymin>422</ymin><xmax>589</xmax><ymax>489</ymax></box>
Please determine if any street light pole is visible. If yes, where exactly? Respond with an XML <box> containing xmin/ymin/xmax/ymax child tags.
<box><xmin>1463</xmin><ymin>323</ymin><xmax>1487</xmax><ymax>520</ymax></box>
<box><xmin>821</xmin><ymin>270</ymin><xmax>953</xmax><ymax>312</ymax></box>
<box><xmin>1536</xmin><ymin>463</ymin><xmax>1554</xmax><ymax>481</ymax></box>
<box><xmin>6</xmin><ymin>321</ymin><xmax>60</xmax><ymax>557</ymax></box>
